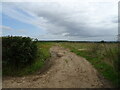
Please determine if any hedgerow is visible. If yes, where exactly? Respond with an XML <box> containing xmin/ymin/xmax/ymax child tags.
<box><xmin>2</xmin><ymin>36</ymin><xmax>38</xmax><ymax>69</ymax></box>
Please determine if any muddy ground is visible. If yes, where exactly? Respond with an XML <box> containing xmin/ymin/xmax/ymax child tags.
<box><xmin>3</xmin><ymin>45</ymin><xmax>112</xmax><ymax>88</ymax></box>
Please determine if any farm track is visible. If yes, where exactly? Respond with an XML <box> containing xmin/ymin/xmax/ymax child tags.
<box><xmin>3</xmin><ymin>45</ymin><xmax>112</xmax><ymax>88</ymax></box>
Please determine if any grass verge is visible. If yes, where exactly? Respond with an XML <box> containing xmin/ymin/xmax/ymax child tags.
<box><xmin>60</xmin><ymin>42</ymin><xmax>120</xmax><ymax>87</ymax></box>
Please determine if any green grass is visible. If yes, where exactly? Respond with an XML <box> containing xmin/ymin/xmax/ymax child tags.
<box><xmin>3</xmin><ymin>42</ymin><xmax>54</xmax><ymax>76</ymax></box>
<box><xmin>60</xmin><ymin>42</ymin><xmax>120</xmax><ymax>87</ymax></box>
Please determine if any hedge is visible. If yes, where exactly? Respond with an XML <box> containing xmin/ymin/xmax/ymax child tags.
<box><xmin>2</xmin><ymin>36</ymin><xmax>38</xmax><ymax>69</ymax></box>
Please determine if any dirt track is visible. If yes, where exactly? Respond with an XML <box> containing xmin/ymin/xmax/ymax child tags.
<box><xmin>3</xmin><ymin>45</ymin><xmax>112</xmax><ymax>88</ymax></box>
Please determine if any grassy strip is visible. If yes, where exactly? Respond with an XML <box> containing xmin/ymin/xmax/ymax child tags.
<box><xmin>3</xmin><ymin>42</ymin><xmax>54</xmax><ymax>76</ymax></box>
<box><xmin>61</xmin><ymin>43</ymin><xmax>119</xmax><ymax>87</ymax></box>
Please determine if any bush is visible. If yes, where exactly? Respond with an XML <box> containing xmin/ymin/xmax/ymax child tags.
<box><xmin>2</xmin><ymin>36</ymin><xmax>38</xmax><ymax>69</ymax></box>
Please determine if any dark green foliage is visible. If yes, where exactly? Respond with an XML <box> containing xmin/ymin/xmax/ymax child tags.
<box><xmin>101</xmin><ymin>40</ymin><xmax>105</xmax><ymax>43</ymax></box>
<box><xmin>2</xmin><ymin>36</ymin><xmax>38</xmax><ymax>69</ymax></box>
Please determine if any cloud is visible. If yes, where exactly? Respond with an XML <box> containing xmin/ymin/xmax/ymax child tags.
<box><xmin>0</xmin><ymin>25</ymin><xmax>13</xmax><ymax>30</ymax></box>
<box><xmin>1</xmin><ymin>0</ymin><xmax>119</xmax><ymax>2</ymax></box>
<box><xmin>1</xmin><ymin>25</ymin><xmax>27</xmax><ymax>35</ymax></box>
<box><xmin>1</xmin><ymin>0</ymin><xmax>118</xmax><ymax>41</ymax></box>
<box><xmin>62</xmin><ymin>33</ymin><xmax>69</xmax><ymax>36</ymax></box>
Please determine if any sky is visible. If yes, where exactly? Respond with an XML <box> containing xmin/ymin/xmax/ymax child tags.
<box><xmin>0</xmin><ymin>0</ymin><xmax>119</xmax><ymax>41</ymax></box>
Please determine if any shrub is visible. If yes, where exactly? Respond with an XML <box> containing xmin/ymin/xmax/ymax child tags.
<box><xmin>2</xmin><ymin>36</ymin><xmax>38</xmax><ymax>69</ymax></box>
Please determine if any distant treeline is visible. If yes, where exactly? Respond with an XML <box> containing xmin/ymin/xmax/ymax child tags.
<box><xmin>36</xmin><ymin>40</ymin><xmax>119</xmax><ymax>43</ymax></box>
<box><xmin>1</xmin><ymin>36</ymin><xmax>119</xmax><ymax>43</ymax></box>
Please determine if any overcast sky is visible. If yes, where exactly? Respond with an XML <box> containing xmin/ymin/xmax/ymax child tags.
<box><xmin>0</xmin><ymin>0</ymin><xmax>119</xmax><ymax>41</ymax></box>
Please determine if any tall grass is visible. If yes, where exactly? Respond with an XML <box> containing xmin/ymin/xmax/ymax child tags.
<box><xmin>88</xmin><ymin>43</ymin><xmax>119</xmax><ymax>71</ymax></box>
<box><xmin>61</xmin><ymin>42</ymin><xmax>120</xmax><ymax>87</ymax></box>
<box><xmin>102</xmin><ymin>43</ymin><xmax>119</xmax><ymax>71</ymax></box>
<box><xmin>89</xmin><ymin>43</ymin><xmax>120</xmax><ymax>87</ymax></box>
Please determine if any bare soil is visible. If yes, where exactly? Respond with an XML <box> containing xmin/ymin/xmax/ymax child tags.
<box><xmin>2</xmin><ymin>45</ymin><xmax>112</xmax><ymax>88</ymax></box>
